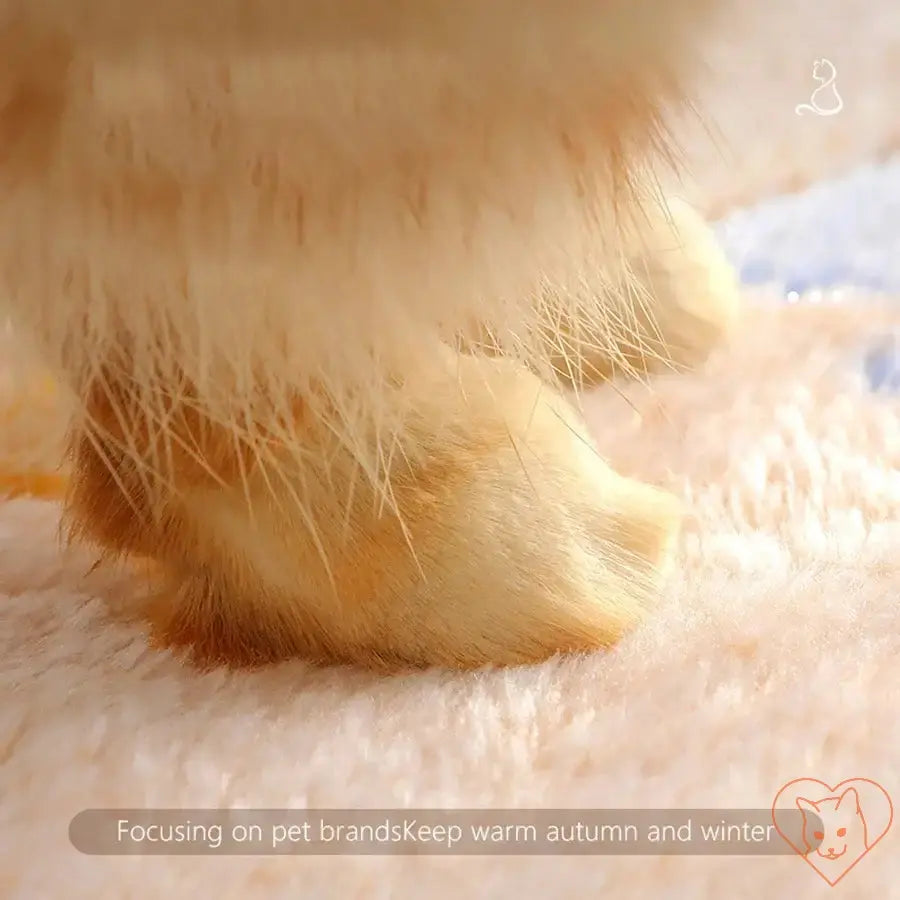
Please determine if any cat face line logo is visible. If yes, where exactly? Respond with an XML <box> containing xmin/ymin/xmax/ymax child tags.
<box><xmin>795</xmin><ymin>58</ymin><xmax>843</xmax><ymax>116</ymax></box>
<box><xmin>772</xmin><ymin>778</ymin><xmax>893</xmax><ymax>886</ymax></box>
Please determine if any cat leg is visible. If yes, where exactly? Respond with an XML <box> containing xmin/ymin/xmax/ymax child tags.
<box><xmin>66</xmin><ymin>344</ymin><xmax>680</xmax><ymax>670</ymax></box>
<box><xmin>547</xmin><ymin>196</ymin><xmax>740</xmax><ymax>387</ymax></box>
<box><xmin>461</xmin><ymin>196</ymin><xmax>739</xmax><ymax>389</ymax></box>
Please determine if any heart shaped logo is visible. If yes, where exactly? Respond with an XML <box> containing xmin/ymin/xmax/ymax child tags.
<box><xmin>772</xmin><ymin>778</ymin><xmax>893</xmax><ymax>886</ymax></box>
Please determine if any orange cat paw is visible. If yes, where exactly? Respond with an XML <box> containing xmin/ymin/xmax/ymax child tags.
<box><xmin>558</xmin><ymin>197</ymin><xmax>740</xmax><ymax>386</ymax></box>
<box><xmin>79</xmin><ymin>352</ymin><xmax>682</xmax><ymax>670</ymax></box>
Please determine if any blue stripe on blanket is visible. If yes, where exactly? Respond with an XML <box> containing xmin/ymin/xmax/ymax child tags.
<box><xmin>714</xmin><ymin>156</ymin><xmax>900</xmax><ymax>295</ymax></box>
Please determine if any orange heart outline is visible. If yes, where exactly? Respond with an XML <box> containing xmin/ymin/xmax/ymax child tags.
<box><xmin>772</xmin><ymin>777</ymin><xmax>893</xmax><ymax>886</ymax></box>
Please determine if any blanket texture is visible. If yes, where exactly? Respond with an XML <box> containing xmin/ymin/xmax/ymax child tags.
<box><xmin>3</xmin><ymin>297</ymin><xmax>900</xmax><ymax>898</ymax></box>
<box><xmin>2</xmin><ymin>1</ymin><xmax>900</xmax><ymax>897</ymax></box>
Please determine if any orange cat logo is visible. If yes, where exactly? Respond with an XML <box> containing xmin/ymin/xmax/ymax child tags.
<box><xmin>772</xmin><ymin>778</ymin><xmax>893</xmax><ymax>886</ymax></box>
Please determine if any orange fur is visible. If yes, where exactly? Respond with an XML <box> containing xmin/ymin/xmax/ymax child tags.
<box><xmin>71</xmin><ymin>349</ymin><xmax>684</xmax><ymax>669</ymax></box>
<box><xmin>1</xmin><ymin>0</ymin><xmax>738</xmax><ymax>669</ymax></box>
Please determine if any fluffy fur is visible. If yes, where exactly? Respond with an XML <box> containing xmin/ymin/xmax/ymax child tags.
<box><xmin>0</xmin><ymin>0</ymin><xmax>738</xmax><ymax>668</ymax></box>
<box><xmin>4</xmin><ymin>298</ymin><xmax>900</xmax><ymax>900</ymax></box>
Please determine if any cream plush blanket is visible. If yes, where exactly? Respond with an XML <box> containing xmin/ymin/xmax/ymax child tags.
<box><xmin>3</xmin><ymin>1</ymin><xmax>900</xmax><ymax>897</ymax></box>
<box><xmin>3</xmin><ymin>298</ymin><xmax>900</xmax><ymax>898</ymax></box>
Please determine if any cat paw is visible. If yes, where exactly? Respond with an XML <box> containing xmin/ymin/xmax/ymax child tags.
<box><xmin>139</xmin><ymin>352</ymin><xmax>681</xmax><ymax>670</ymax></box>
<box><xmin>548</xmin><ymin>196</ymin><xmax>740</xmax><ymax>387</ymax></box>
